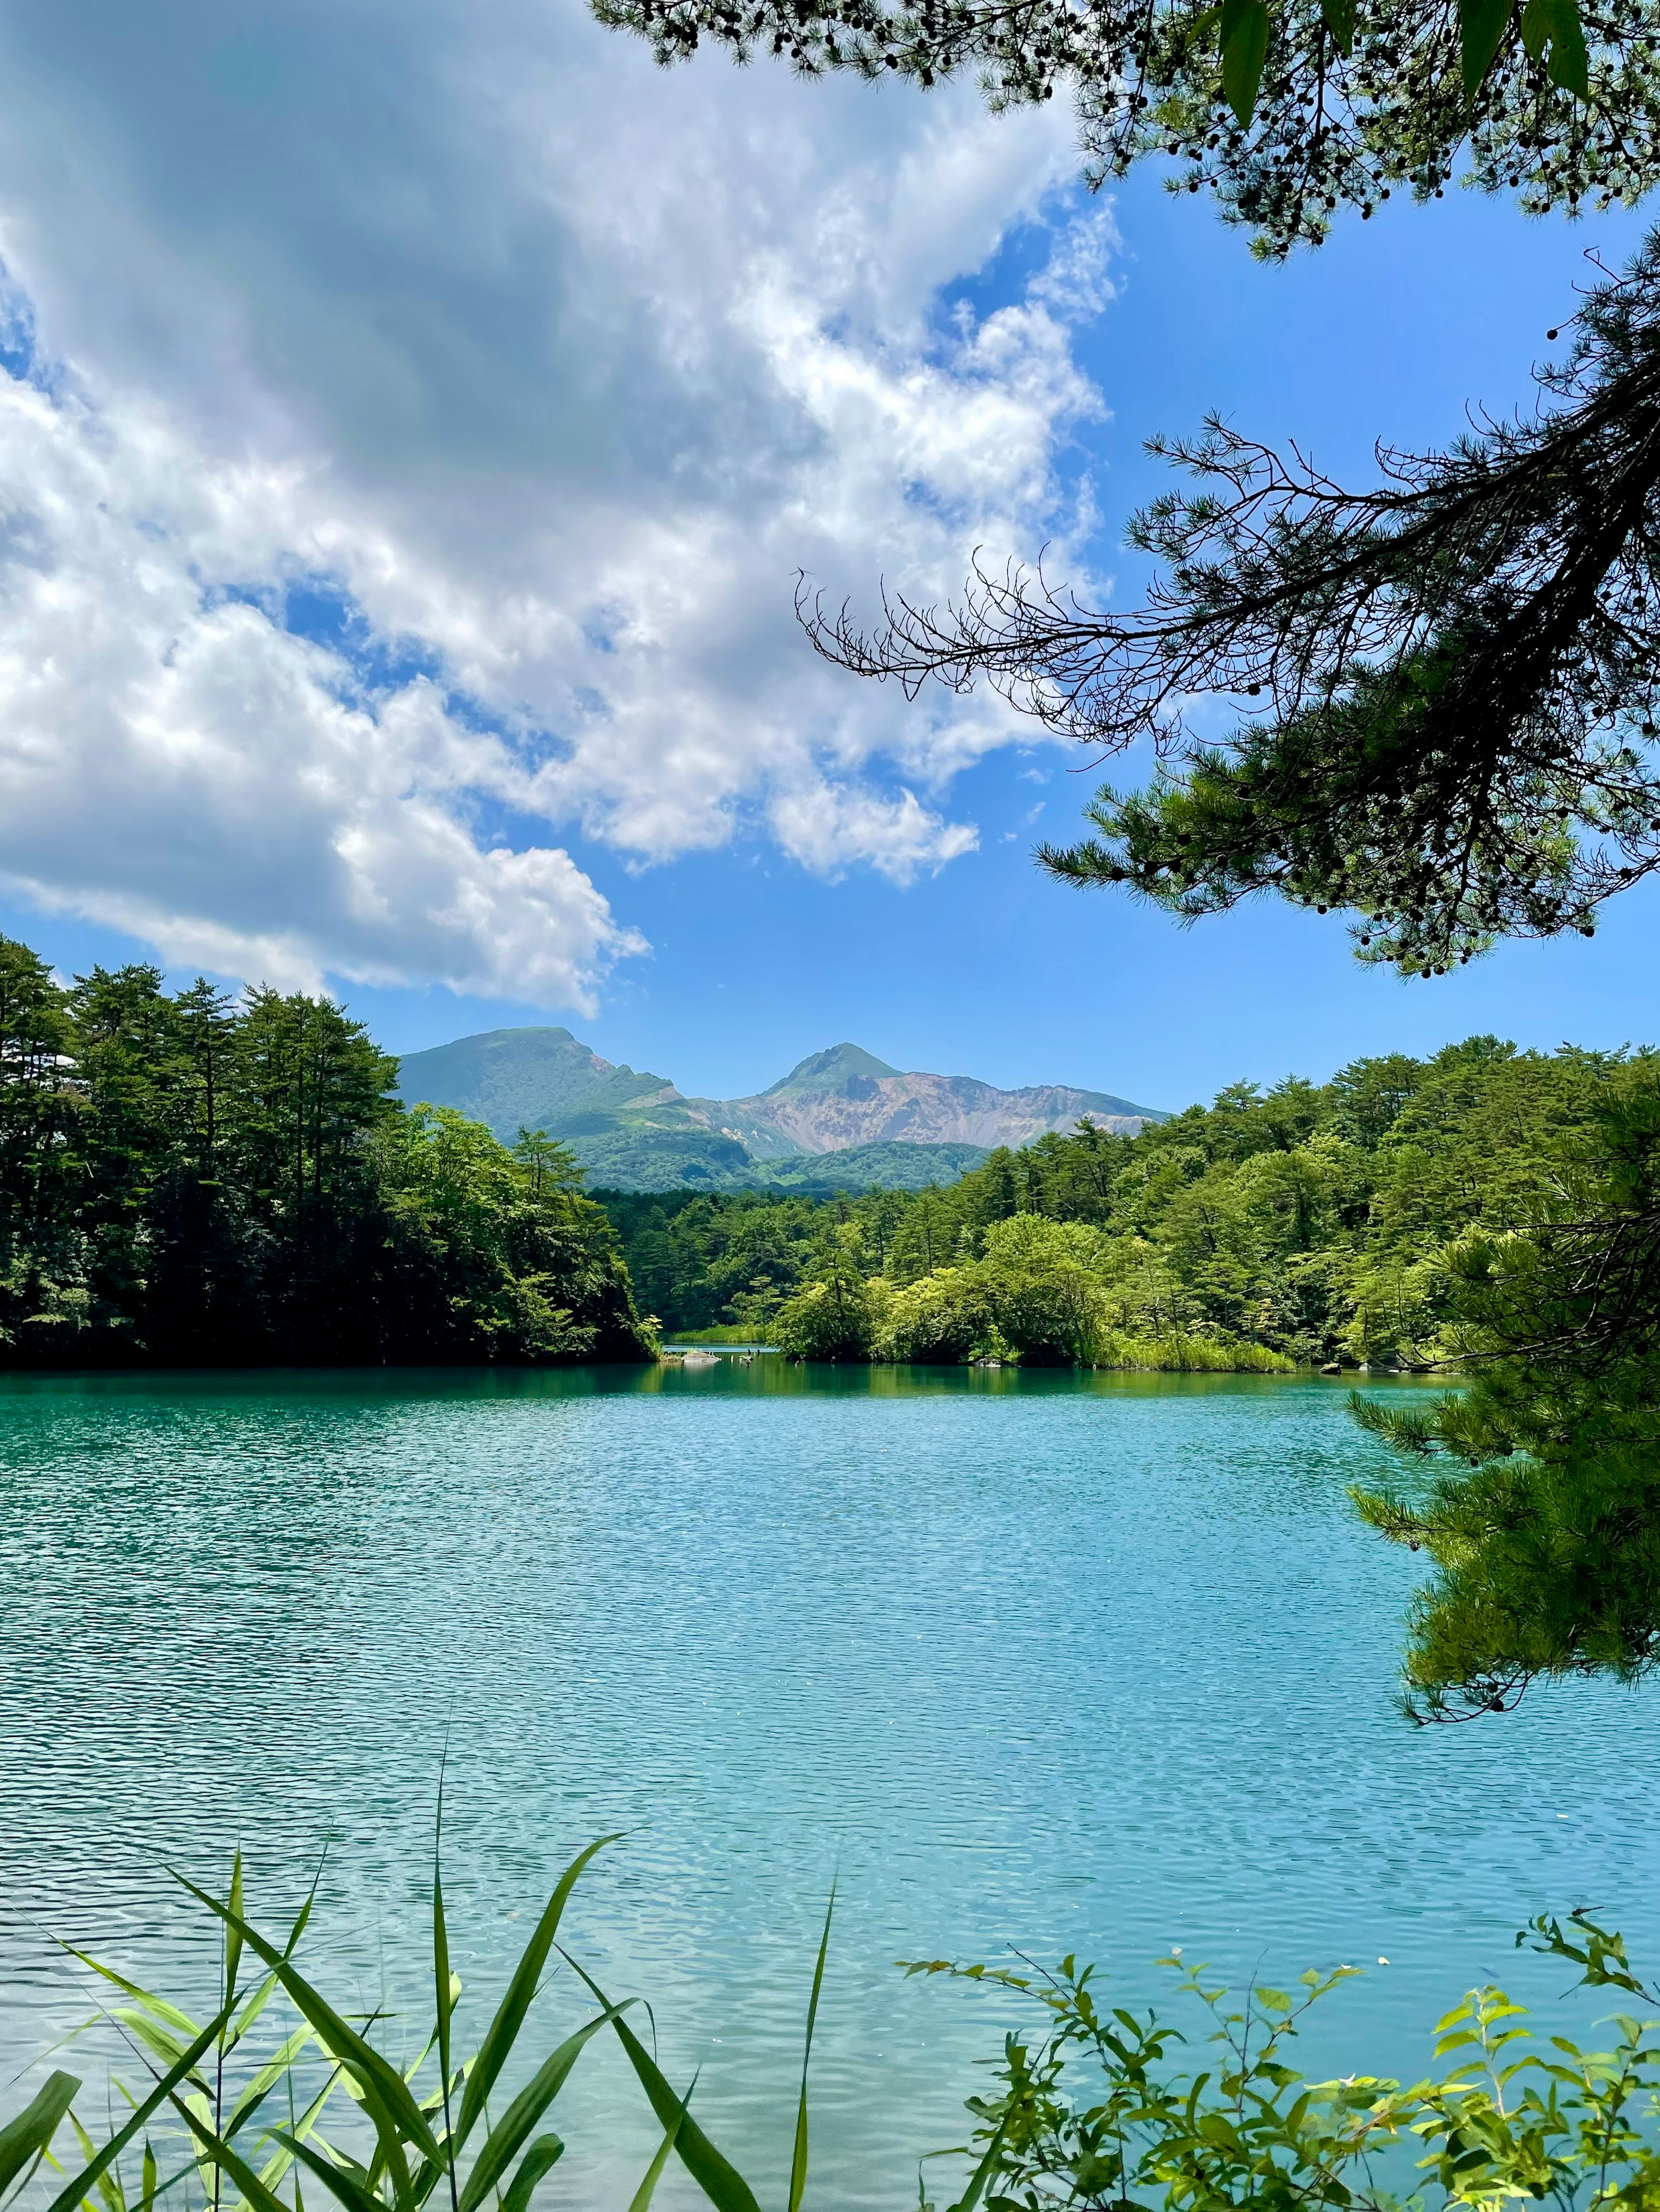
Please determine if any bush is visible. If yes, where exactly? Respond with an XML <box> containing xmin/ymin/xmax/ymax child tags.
<box><xmin>976</xmin><ymin>1217</ymin><xmax>1107</xmax><ymax>1365</ymax></box>
<box><xmin>1090</xmin><ymin>1330</ymin><xmax>1296</xmax><ymax>1372</ymax></box>
<box><xmin>868</xmin><ymin>1214</ymin><xmax>1302</xmax><ymax>1370</ymax></box>
<box><xmin>878</xmin><ymin>1267</ymin><xmax>992</xmax><ymax>1362</ymax></box>
<box><xmin>907</xmin><ymin>1907</ymin><xmax>1660</xmax><ymax>2212</ymax></box>
<box><xmin>773</xmin><ymin>1274</ymin><xmax>882</xmax><ymax>1360</ymax></box>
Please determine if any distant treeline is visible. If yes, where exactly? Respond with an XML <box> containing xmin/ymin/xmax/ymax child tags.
<box><xmin>598</xmin><ymin>1036</ymin><xmax>1618</xmax><ymax>1366</ymax></box>
<box><xmin>0</xmin><ymin>935</ymin><xmax>653</xmax><ymax>1367</ymax></box>
<box><xmin>2</xmin><ymin>917</ymin><xmax>1625</xmax><ymax>1379</ymax></box>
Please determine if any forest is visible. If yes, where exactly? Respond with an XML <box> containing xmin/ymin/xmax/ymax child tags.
<box><xmin>0</xmin><ymin>935</ymin><xmax>654</xmax><ymax>1367</ymax></box>
<box><xmin>599</xmin><ymin>1034</ymin><xmax>1632</xmax><ymax>1367</ymax></box>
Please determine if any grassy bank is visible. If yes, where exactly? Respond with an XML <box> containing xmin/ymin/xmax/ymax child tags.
<box><xmin>661</xmin><ymin>1324</ymin><xmax>1287</xmax><ymax>1366</ymax></box>
<box><xmin>667</xmin><ymin>1323</ymin><xmax>780</xmax><ymax>1345</ymax></box>
<box><xmin>1090</xmin><ymin>1332</ymin><xmax>1295</xmax><ymax>1372</ymax></box>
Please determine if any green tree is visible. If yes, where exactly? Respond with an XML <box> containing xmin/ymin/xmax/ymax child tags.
<box><xmin>0</xmin><ymin>935</ymin><xmax>656</xmax><ymax>1371</ymax></box>
<box><xmin>775</xmin><ymin>1225</ymin><xmax>883</xmax><ymax>1359</ymax></box>
<box><xmin>598</xmin><ymin>0</ymin><xmax>1656</xmax><ymax>256</ymax></box>
<box><xmin>1352</xmin><ymin>1065</ymin><xmax>1660</xmax><ymax>1717</ymax></box>
<box><xmin>512</xmin><ymin>1126</ymin><xmax>585</xmax><ymax>1200</ymax></box>
<box><xmin>979</xmin><ymin>1213</ymin><xmax>1114</xmax><ymax>1362</ymax></box>
<box><xmin>815</xmin><ymin>238</ymin><xmax>1660</xmax><ymax>980</ymax></box>
<box><xmin>880</xmin><ymin>1264</ymin><xmax>994</xmax><ymax>1360</ymax></box>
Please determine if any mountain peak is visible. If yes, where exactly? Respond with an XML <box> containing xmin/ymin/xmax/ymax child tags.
<box><xmin>763</xmin><ymin>1043</ymin><xmax>901</xmax><ymax>1096</ymax></box>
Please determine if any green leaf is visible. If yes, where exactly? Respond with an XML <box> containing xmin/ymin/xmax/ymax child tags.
<box><xmin>169</xmin><ymin>1871</ymin><xmax>441</xmax><ymax>2201</ymax></box>
<box><xmin>500</xmin><ymin>2137</ymin><xmax>563</xmax><ymax>2212</ymax></box>
<box><xmin>271</xmin><ymin>2135</ymin><xmax>385</xmax><ymax>2212</ymax></box>
<box><xmin>563</xmin><ymin>1958</ymin><xmax>763</xmax><ymax>2212</ymax></box>
<box><xmin>455</xmin><ymin>2005</ymin><xmax>631</xmax><ymax>2212</ymax></box>
<box><xmin>1520</xmin><ymin>0</ymin><xmax>1589</xmax><ymax>92</ymax></box>
<box><xmin>453</xmin><ymin>1836</ymin><xmax>620</xmax><ymax>2151</ymax></box>
<box><xmin>1319</xmin><ymin>0</ymin><xmax>1355</xmax><ymax>52</ymax></box>
<box><xmin>946</xmin><ymin>2115</ymin><xmax>1011</xmax><ymax>2212</ymax></box>
<box><xmin>627</xmin><ymin>2088</ymin><xmax>695</xmax><ymax>2212</ymax></box>
<box><xmin>431</xmin><ymin>1786</ymin><xmax>453</xmax><ymax>2178</ymax></box>
<box><xmin>789</xmin><ymin>1887</ymin><xmax>836</xmax><ymax>2212</ymax></box>
<box><xmin>58</xmin><ymin>1949</ymin><xmax>202</xmax><ymax>2047</ymax></box>
<box><xmin>0</xmin><ymin>2073</ymin><xmax>81</xmax><ymax>2197</ymax></box>
<box><xmin>1220</xmin><ymin>0</ymin><xmax>1271</xmax><ymax>125</ymax></box>
<box><xmin>45</xmin><ymin>2009</ymin><xmax>233</xmax><ymax>2212</ymax></box>
<box><xmin>1459</xmin><ymin>0</ymin><xmax>1514</xmax><ymax>97</ymax></box>
<box><xmin>223</xmin><ymin>1854</ymin><xmax>246</xmax><ymax>2017</ymax></box>
<box><xmin>169</xmin><ymin>2103</ymin><xmax>303</xmax><ymax>2212</ymax></box>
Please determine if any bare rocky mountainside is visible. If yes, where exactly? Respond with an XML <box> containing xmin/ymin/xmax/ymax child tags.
<box><xmin>395</xmin><ymin>1030</ymin><xmax>1164</xmax><ymax>1193</ymax></box>
<box><xmin>721</xmin><ymin>1043</ymin><xmax>1154</xmax><ymax>1154</ymax></box>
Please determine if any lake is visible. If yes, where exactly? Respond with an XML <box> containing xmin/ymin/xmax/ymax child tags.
<box><xmin>2</xmin><ymin>1361</ymin><xmax>1657</xmax><ymax>2209</ymax></box>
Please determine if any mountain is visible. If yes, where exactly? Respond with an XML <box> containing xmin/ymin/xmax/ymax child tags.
<box><xmin>724</xmin><ymin>1042</ymin><xmax>1156</xmax><ymax>1155</ymax></box>
<box><xmin>395</xmin><ymin>1031</ymin><xmax>1165</xmax><ymax>1191</ymax></box>
<box><xmin>391</xmin><ymin>1028</ymin><xmax>674</xmax><ymax>1130</ymax></box>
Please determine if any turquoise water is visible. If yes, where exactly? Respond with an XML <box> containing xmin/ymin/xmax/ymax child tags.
<box><xmin>3</xmin><ymin>1363</ymin><xmax>1658</xmax><ymax>2209</ymax></box>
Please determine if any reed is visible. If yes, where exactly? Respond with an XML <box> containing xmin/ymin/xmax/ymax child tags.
<box><xmin>7</xmin><ymin>1835</ymin><xmax>827</xmax><ymax>2212</ymax></box>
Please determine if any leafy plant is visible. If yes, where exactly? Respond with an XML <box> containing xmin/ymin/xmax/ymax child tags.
<box><xmin>904</xmin><ymin>1912</ymin><xmax>1660</xmax><ymax>2212</ymax></box>
<box><xmin>596</xmin><ymin>0</ymin><xmax>1645</xmax><ymax>255</ymax></box>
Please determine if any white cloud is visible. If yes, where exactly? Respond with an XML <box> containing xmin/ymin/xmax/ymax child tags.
<box><xmin>0</xmin><ymin>0</ymin><xmax>1116</xmax><ymax>1004</ymax></box>
<box><xmin>769</xmin><ymin>781</ymin><xmax>980</xmax><ymax>881</ymax></box>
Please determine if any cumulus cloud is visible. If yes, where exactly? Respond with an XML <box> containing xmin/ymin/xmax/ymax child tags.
<box><xmin>0</xmin><ymin>0</ymin><xmax>1115</xmax><ymax>1005</ymax></box>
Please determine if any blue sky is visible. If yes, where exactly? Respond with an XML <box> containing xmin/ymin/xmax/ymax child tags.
<box><xmin>0</xmin><ymin>0</ymin><xmax>1650</xmax><ymax>1114</ymax></box>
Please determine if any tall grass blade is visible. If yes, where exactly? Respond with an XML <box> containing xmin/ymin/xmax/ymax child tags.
<box><xmin>59</xmin><ymin>1950</ymin><xmax>201</xmax><ymax>2046</ymax></box>
<box><xmin>270</xmin><ymin>2134</ymin><xmax>385</xmax><ymax>2212</ymax></box>
<box><xmin>563</xmin><ymin>1958</ymin><xmax>762</xmax><ymax>2212</ymax></box>
<box><xmin>169</xmin><ymin>1871</ymin><xmax>442</xmax><ymax>2190</ymax></box>
<box><xmin>283</xmin><ymin>1867</ymin><xmax>323</xmax><ymax>1963</ymax></box>
<box><xmin>228</xmin><ymin>1973</ymin><xmax>286</xmax><ymax>2059</ymax></box>
<box><xmin>452</xmin><ymin>1835</ymin><xmax>618</xmax><ymax>2151</ymax></box>
<box><xmin>168</xmin><ymin>2102</ymin><xmax>303</xmax><ymax>2212</ymax></box>
<box><xmin>223</xmin><ymin>1855</ymin><xmax>245</xmax><ymax>2015</ymax></box>
<box><xmin>65</xmin><ymin>2118</ymin><xmax>121</xmax><ymax>2212</ymax></box>
<box><xmin>226</xmin><ymin>2025</ymin><xmax>329</xmax><ymax>2138</ymax></box>
<box><xmin>498</xmin><ymin>2137</ymin><xmax>562</xmax><ymax>2212</ymax></box>
<box><xmin>251</xmin><ymin>2056</ymin><xmax>348</xmax><ymax>2198</ymax></box>
<box><xmin>945</xmin><ymin>2116</ymin><xmax>1009</xmax><ymax>2212</ymax></box>
<box><xmin>139</xmin><ymin>2144</ymin><xmax>156</xmax><ymax>2212</ymax></box>
<box><xmin>45</xmin><ymin>2011</ymin><xmax>233</xmax><ymax>2212</ymax></box>
<box><xmin>626</xmin><ymin>2081</ymin><xmax>695</xmax><ymax>2212</ymax></box>
<box><xmin>788</xmin><ymin>1887</ymin><xmax>835</xmax><ymax>2212</ymax></box>
<box><xmin>431</xmin><ymin>1771</ymin><xmax>455</xmax><ymax>2212</ymax></box>
<box><xmin>102</xmin><ymin>2014</ymin><xmax>201</xmax><ymax>2079</ymax></box>
<box><xmin>454</xmin><ymin>2005</ymin><xmax>630</xmax><ymax>2212</ymax></box>
<box><xmin>0</xmin><ymin>2073</ymin><xmax>80</xmax><ymax>2196</ymax></box>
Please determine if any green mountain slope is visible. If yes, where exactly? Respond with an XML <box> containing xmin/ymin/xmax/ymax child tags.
<box><xmin>397</xmin><ymin>1027</ymin><xmax>674</xmax><ymax>1131</ymax></box>
<box><xmin>760</xmin><ymin>1043</ymin><xmax>900</xmax><ymax>1095</ymax></box>
<box><xmin>582</xmin><ymin>1136</ymin><xmax>993</xmax><ymax>1194</ymax></box>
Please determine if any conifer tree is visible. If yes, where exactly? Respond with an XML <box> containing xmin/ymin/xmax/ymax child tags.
<box><xmin>597</xmin><ymin>0</ymin><xmax>1660</xmax><ymax>255</ymax></box>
